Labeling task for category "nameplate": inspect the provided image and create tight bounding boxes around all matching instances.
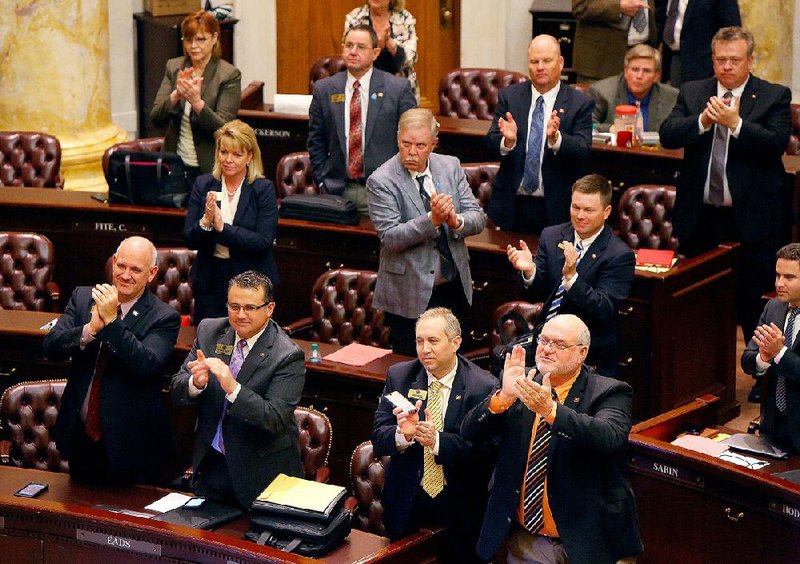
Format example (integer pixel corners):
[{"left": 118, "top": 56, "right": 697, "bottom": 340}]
[
  {"left": 769, "top": 501, "right": 800, "bottom": 524},
  {"left": 252, "top": 127, "right": 292, "bottom": 140},
  {"left": 629, "top": 453, "right": 704, "bottom": 488},
  {"left": 72, "top": 221, "right": 148, "bottom": 235},
  {"left": 76, "top": 529, "right": 161, "bottom": 556}
]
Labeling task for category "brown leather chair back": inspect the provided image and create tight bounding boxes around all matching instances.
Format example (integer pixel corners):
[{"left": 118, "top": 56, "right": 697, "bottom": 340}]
[
  {"left": 787, "top": 103, "right": 800, "bottom": 155},
  {"left": 461, "top": 162, "right": 499, "bottom": 229},
  {"left": 438, "top": 68, "right": 528, "bottom": 120},
  {"left": 617, "top": 185, "right": 679, "bottom": 251},
  {"left": 294, "top": 406, "right": 331, "bottom": 482},
  {"left": 0, "top": 379, "right": 68, "bottom": 472},
  {"left": 240, "top": 80, "right": 265, "bottom": 110},
  {"left": 0, "top": 232, "right": 59, "bottom": 312},
  {"left": 572, "top": 82, "right": 592, "bottom": 95},
  {"left": 491, "top": 301, "right": 543, "bottom": 350},
  {"left": 105, "top": 247, "right": 196, "bottom": 323},
  {"left": 309, "top": 269, "right": 390, "bottom": 348},
  {"left": 101, "top": 137, "right": 165, "bottom": 181},
  {"left": 0, "top": 131, "right": 62, "bottom": 188},
  {"left": 309, "top": 56, "right": 347, "bottom": 93},
  {"left": 275, "top": 151, "right": 318, "bottom": 199},
  {"left": 348, "top": 441, "right": 390, "bottom": 535}
]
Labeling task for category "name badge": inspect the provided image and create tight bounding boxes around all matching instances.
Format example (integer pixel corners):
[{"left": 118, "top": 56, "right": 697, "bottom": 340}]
[
  {"left": 214, "top": 343, "right": 234, "bottom": 355},
  {"left": 331, "top": 93, "right": 345, "bottom": 103},
  {"left": 408, "top": 388, "right": 427, "bottom": 401}
]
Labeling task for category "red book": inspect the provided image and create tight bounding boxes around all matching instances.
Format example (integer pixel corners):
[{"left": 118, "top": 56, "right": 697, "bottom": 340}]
[{"left": 636, "top": 249, "right": 675, "bottom": 268}]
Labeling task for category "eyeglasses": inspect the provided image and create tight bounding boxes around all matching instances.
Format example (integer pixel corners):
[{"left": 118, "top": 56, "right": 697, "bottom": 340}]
[
  {"left": 342, "top": 42, "right": 372, "bottom": 52},
  {"left": 227, "top": 302, "right": 271, "bottom": 313},
  {"left": 182, "top": 35, "right": 211, "bottom": 45},
  {"left": 713, "top": 57, "right": 745, "bottom": 66},
  {"left": 536, "top": 336, "right": 581, "bottom": 351}
]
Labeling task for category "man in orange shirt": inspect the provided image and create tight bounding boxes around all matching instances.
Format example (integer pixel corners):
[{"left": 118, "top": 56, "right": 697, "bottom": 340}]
[{"left": 462, "top": 314, "right": 642, "bottom": 563}]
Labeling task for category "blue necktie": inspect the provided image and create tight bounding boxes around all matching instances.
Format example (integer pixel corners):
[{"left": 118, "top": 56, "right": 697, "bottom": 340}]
[
  {"left": 522, "top": 96, "right": 545, "bottom": 194},
  {"left": 546, "top": 240, "right": 584, "bottom": 321},
  {"left": 211, "top": 339, "right": 247, "bottom": 454},
  {"left": 777, "top": 307, "right": 798, "bottom": 413}
]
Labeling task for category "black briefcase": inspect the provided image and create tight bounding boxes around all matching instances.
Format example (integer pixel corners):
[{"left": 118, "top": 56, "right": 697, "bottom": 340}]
[
  {"left": 107, "top": 150, "right": 190, "bottom": 209},
  {"left": 245, "top": 507, "right": 352, "bottom": 557},
  {"left": 278, "top": 194, "right": 359, "bottom": 225}
]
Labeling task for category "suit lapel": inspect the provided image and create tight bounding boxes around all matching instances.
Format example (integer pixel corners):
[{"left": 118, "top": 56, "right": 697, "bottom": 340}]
[
  {"left": 236, "top": 320, "right": 276, "bottom": 387},
  {"left": 552, "top": 82, "right": 571, "bottom": 121},
  {"left": 400, "top": 158, "right": 427, "bottom": 216},
  {"left": 364, "top": 70, "right": 385, "bottom": 146},
  {"left": 333, "top": 73, "right": 348, "bottom": 157},
  {"left": 443, "top": 360, "right": 466, "bottom": 432},
  {"left": 124, "top": 291, "right": 155, "bottom": 333},
  {"left": 737, "top": 75, "right": 759, "bottom": 121},
  {"left": 201, "top": 57, "right": 219, "bottom": 100},
  {"left": 514, "top": 83, "right": 534, "bottom": 149},
  {"left": 577, "top": 225, "right": 611, "bottom": 277},
  {"left": 232, "top": 179, "right": 252, "bottom": 225},
  {"left": 564, "top": 367, "right": 589, "bottom": 412}
]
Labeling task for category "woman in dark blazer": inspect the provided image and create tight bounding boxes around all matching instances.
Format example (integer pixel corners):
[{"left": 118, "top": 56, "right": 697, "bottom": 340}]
[
  {"left": 150, "top": 10, "right": 241, "bottom": 180},
  {"left": 184, "top": 120, "right": 278, "bottom": 323}
]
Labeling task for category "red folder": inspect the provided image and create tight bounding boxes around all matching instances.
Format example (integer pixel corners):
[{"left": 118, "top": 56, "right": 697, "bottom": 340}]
[{"left": 635, "top": 249, "right": 675, "bottom": 268}]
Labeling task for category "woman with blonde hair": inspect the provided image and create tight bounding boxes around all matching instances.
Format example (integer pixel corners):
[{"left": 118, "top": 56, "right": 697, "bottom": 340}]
[{"left": 183, "top": 120, "right": 278, "bottom": 323}]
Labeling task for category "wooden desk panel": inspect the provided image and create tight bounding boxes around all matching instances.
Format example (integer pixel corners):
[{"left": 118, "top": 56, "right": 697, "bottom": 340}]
[
  {"left": 0, "top": 465, "right": 437, "bottom": 563},
  {"left": 629, "top": 397, "right": 800, "bottom": 563}
]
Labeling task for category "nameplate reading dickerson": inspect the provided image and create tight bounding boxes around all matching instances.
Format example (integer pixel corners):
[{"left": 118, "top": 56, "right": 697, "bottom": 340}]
[{"left": 77, "top": 529, "right": 161, "bottom": 556}]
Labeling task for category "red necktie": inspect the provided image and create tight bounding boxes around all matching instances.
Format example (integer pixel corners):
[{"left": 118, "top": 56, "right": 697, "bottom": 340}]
[
  {"left": 348, "top": 80, "right": 363, "bottom": 179},
  {"left": 84, "top": 306, "right": 122, "bottom": 441}
]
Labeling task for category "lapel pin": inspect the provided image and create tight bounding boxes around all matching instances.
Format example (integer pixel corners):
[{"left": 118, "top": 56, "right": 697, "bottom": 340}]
[
  {"left": 455, "top": 395, "right": 462, "bottom": 400},
  {"left": 573, "top": 397, "right": 580, "bottom": 404},
  {"left": 558, "top": 108, "right": 565, "bottom": 114},
  {"left": 260, "top": 352, "right": 266, "bottom": 358},
  {"left": 370, "top": 92, "right": 377, "bottom": 100},
  {"left": 132, "top": 310, "right": 138, "bottom": 316},
  {"left": 592, "top": 253, "right": 597, "bottom": 259}
]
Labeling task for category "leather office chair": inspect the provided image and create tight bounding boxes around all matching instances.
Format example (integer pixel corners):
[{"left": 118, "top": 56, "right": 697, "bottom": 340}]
[
  {"left": 786, "top": 103, "right": 800, "bottom": 156},
  {"left": 240, "top": 80, "right": 265, "bottom": 110},
  {"left": 284, "top": 269, "right": 390, "bottom": 348},
  {"left": 0, "top": 232, "right": 60, "bottom": 312},
  {"left": 461, "top": 162, "right": 499, "bottom": 229},
  {"left": 0, "top": 379, "right": 68, "bottom": 472},
  {"left": 572, "top": 82, "right": 592, "bottom": 95},
  {"left": 616, "top": 185, "right": 679, "bottom": 251},
  {"left": 309, "top": 55, "right": 347, "bottom": 94},
  {"left": 295, "top": 406, "right": 331, "bottom": 483},
  {"left": 275, "top": 151, "right": 318, "bottom": 200},
  {"left": 105, "top": 247, "right": 196, "bottom": 324},
  {"left": 0, "top": 131, "right": 63, "bottom": 188},
  {"left": 438, "top": 68, "right": 528, "bottom": 120},
  {"left": 463, "top": 300, "right": 543, "bottom": 371},
  {"left": 344, "top": 441, "right": 390, "bottom": 536}
]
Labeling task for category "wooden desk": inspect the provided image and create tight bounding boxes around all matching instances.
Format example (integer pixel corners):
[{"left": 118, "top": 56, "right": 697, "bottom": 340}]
[
  {"left": 0, "top": 188, "right": 739, "bottom": 422},
  {"left": 629, "top": 396, "right": 800, "bottom": 563},
  {"left": 0, "top": 465, "right": 437, "bottom": 563}
]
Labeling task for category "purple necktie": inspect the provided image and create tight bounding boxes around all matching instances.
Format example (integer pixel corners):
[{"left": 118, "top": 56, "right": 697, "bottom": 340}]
[{"left": 211, "top": 339, "right": 246, "bottom": 454}]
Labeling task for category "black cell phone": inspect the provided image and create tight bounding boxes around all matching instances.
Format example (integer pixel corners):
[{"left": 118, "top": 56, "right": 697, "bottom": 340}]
[
  {"left": 184, "top": 497, "right": 206, "bottom": 509},
  {"left": 15, "top": 482, "right": 48, "bottom": 498}
]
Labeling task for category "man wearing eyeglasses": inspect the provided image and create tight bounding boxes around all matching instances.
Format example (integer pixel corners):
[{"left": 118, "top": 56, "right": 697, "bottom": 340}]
[
  {"left": 588, "top": 44, "right": 677, "bottom": 133},
  {"left": 308, "top": 23, "right": 416, "bottom": 214},
  {"left": 172, "top": 270, "right": 306, "bottom": 508},
  {"left": 462, "top": 314, "right": 642, "bottom": 563},
  {"left": 660, "top": 27, "right": 792, "bottom": 400}
]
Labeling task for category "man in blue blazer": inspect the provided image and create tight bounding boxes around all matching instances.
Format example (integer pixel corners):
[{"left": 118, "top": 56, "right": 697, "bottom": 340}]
[
  {"left": 660, "top": 27, "right": 792, "bottom": 374},
  {"left": 372, "top": 308, "right": 497, "bottom": 562},
  {"left": 485, "top": 34, "right": 593, "bottom": 234},
  {"left": 742, "top": 244, "right": 800, "bottom": 453},
  {"left": 308, "top": 24, "right": 416, "bottom": 214},
  {"left": 462, "top": 314, "right": 642, "bottom": 563},
  {"left": 171, "top": 271, "right": 305, "bottom": 508},
  {"left": 507, "top": 175, "right": 635, "bottom": 375},
  {"left": 368, "top": 108, "right": 486, "bottom": 356},
  {"left": 43, "top": 236, "right": 180, "bottom": 486}
]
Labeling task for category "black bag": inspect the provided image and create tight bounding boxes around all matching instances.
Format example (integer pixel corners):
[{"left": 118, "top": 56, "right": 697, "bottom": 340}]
[
  {"left": 107, "top": 150, "right": 190, "bottom": 208},
  {"left": 279, "top": 194, "right": 359, "bottom": 225},
  {"left": 151, "top": 500, "right": 242, "bottom": 530},
  {"left": 245, "top": 507, "right": 352, "bottom": 557},
  {"left": 489, "top": 311, "right": 541, "bottom": 377}
]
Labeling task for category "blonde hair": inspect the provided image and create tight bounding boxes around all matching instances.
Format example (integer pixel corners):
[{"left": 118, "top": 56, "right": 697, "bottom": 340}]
[
  {"left": 212, "top": 120, "right": 264, "bottom": 184},
  {"left": 416, "top": 307, "right": 461, "bottom": 339},
  {"left": 624, "top": 44, "right": 662, "bottom": 72}
]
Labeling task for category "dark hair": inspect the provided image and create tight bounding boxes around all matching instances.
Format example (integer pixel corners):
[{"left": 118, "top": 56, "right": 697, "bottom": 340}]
[
  {"left": 572, "top": 174, "right": 612, "bottom": 207},
  {"left": 181, "top": 10, "right": 222, "bottom": 59},
  {"left": 344, "top": 23, "right": 379, "bottom": 49},
  {"left": 229, "top": 270, "right": 274, "bottom": 302},
  {"left": 712, "top": 26, "right": 755, "bottom": 57},
  {"left": 777, "top": 243, "right": 800, "bottom": 263}
]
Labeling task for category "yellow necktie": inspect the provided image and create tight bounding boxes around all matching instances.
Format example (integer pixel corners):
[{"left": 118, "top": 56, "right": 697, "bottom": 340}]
[{"left": 422, "top": 380, "right": 445, "bottom": 497}]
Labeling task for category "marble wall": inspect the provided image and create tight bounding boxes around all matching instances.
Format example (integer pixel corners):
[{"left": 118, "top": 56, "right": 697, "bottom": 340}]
[{"left": 740, "top": 0, "right": 795, "bottom": 86}]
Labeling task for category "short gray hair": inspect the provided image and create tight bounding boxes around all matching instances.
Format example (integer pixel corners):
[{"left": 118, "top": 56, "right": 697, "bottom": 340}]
[
  {"left": 548, "top": 314, "right": 591, "bottom": 348},
  {"left": 398, "top": 108, "right": 439, "bottom": 138},
  {"left": 416, "top": 307, "right": 461, "bottom": 339}
]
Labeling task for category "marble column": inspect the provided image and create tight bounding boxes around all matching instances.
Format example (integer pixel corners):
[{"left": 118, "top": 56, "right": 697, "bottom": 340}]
[
  {"left": 739, "top": 0, "right": 795, "bottom": 87},
  {"left": 0, "top": 0, "right": 127, "bottom": 191}
]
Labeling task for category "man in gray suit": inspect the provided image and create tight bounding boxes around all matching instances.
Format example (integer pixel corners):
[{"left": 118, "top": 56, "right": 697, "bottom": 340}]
[
  {"left": 308, "top": 23, "right": 417, "bottom": 214},
  {"left": 172, "top": 270, "right": 305, "bottom": 508},
  {"left": 367, "top": 108, "right": 486, "bottom": 356},
  {"left": 589, "top": 44, "right": 678, "bottom": 133}
]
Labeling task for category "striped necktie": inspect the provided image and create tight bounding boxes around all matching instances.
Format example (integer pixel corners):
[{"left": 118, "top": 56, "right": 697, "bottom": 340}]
[
  {"left": 422, "top": 380, "right": 445, "bottom": 497},
  {"left": 522, "top": 388, "right": 559, "bottom": 533},
  {"left": 546, "top": 240, "right": 584, "bottom": 321},
  {"left": 777, "top": 307, "right": 798, "bottom": 413}
]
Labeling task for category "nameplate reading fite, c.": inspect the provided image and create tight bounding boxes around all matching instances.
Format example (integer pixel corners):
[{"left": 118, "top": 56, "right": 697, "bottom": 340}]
[{"left": 77, "top": 529, "right": 161, "bottom": 556}]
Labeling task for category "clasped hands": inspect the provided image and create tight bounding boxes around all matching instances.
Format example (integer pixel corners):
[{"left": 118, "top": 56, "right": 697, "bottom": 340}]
[
  {"left": 507, "top": 239, "right": 578, "bottom": 280},
  {"left": 499, "top": 344, "right": 555, "bottom": 417},
  {"left": 429, "top": 192, "right": 459, "bottom": 229},
  {"left": 497, "top": 110, "right": 561, "bottom": 149},
  {"left": 89, "top": 283, "right": 119, "bottom": 334},
  {"left": 201, "top": 191, "right": 224, "bottom": 231},
  {"left": 393, "top": 400, "right": 438, "bottom": 448},
  {"left": 753, "top": 322, "right": 786, "bottom": 364},
  {"left": 189, "top": 349, "right": 238, "bottom": 395},
  {"left": 173, "top": 67, "right": 204, "bottom": 110},
  {"left": 700, "top": 93, "right": 741, "bottom": 131}
]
